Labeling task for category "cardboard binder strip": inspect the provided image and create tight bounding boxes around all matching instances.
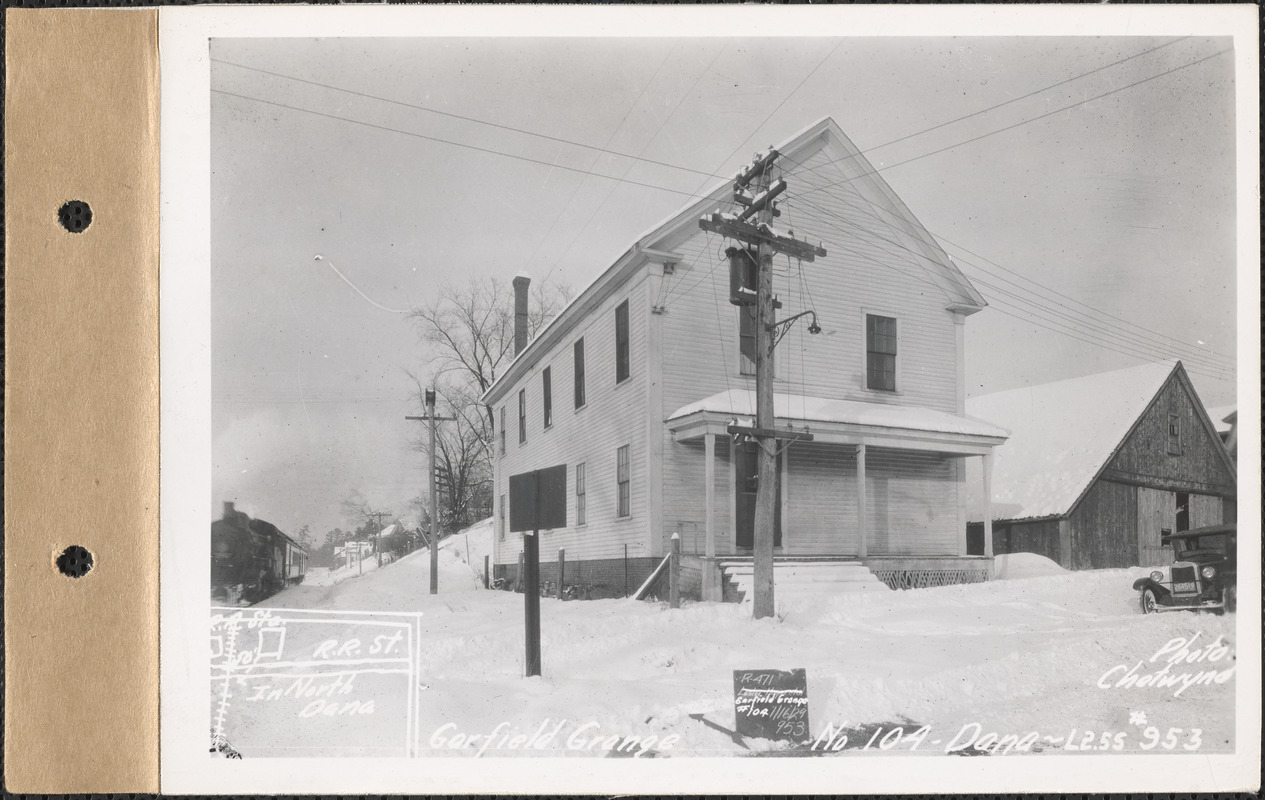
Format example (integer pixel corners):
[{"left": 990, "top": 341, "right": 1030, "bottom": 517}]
[{"left": 4, "top": 9, "right": 161, "bottom": 792}]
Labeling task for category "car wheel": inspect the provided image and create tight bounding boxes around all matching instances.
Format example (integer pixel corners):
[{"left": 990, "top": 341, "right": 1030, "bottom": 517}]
[{"left": 1140, "top": 588, "right": 1159, "bottom": 615}]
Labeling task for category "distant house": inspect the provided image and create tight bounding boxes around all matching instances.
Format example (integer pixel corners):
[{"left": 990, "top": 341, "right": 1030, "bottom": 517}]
[
  {"left": 965, "top": 361, "right": 1236, "bottom": 569},
  {"left": 481, "top": 117, "right": 1008, "bottom": 600}
]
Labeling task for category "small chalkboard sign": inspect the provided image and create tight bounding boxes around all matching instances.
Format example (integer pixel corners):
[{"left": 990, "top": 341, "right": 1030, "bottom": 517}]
[{"left": 733, "top": 668, "right": 810, "bottom": 743}]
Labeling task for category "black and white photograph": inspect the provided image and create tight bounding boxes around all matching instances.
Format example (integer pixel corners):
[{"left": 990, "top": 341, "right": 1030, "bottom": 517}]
[{"left": 160, "top": 6, "right": 1258, "bottom": 794}]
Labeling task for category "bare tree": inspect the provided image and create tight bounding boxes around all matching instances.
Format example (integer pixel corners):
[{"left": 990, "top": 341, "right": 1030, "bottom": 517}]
[{"left": 406, "top": 276, "right": 571, "bottom": 526}]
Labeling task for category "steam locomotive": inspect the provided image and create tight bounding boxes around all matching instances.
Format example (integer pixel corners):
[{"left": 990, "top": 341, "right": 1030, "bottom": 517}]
[{"left": 211, "top": 501, "right": 307, "bottom": 605}]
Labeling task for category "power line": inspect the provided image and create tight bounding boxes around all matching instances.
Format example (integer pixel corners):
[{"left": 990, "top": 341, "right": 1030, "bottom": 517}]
[
  {"left": 781, "top": 192, "right": 1234, "bottom": 381},
  {"left": 802, "top": 47, "right": 1232, "bottom": 197},
  {"left": 536, "top": 43, "right": 701, "bottom": 287},
  {"left": 797, "top": 37, "right": 1189, "bottom": 181},
  {"left": 212, "top": 57, "right": 722, "bottom": 184},
  {"left": 312, "top": 254, "right": 410, "bottom": 314},
  {"left": 781, "top": 151, "right": 1236, "bottom": 370},
  {"left": 212, "top": 88, "right": 708, "bottom": 201}
]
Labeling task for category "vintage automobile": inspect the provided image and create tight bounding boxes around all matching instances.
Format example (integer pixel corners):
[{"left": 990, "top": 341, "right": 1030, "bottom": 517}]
[{"left": 1134, "top": 523, "right": 1236, "bottom": 614}]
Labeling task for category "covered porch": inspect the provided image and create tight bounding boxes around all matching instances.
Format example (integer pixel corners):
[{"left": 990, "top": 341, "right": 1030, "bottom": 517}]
[{"left": 665, "top": 390, "right": 1008, "bottom": 597}]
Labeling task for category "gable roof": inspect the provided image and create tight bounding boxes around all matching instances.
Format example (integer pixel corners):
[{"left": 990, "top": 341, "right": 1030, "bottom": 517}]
[
  {"left": 482, "top": 116, "right": 985, "bottom": 406},
  {"left": 964, "top": 361, "right": 1179, "bottom": 522}
]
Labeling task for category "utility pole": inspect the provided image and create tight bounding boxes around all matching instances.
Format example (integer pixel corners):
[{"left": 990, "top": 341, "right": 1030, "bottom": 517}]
[
  {"left": 700, "top": 147, "right": 825, "bottom": 619},
  {"left": 370, "top": 511, "right": 387, "bottom": 567},
  {"left": 407, "top": 388, "right": 455, "bottom": 594}
]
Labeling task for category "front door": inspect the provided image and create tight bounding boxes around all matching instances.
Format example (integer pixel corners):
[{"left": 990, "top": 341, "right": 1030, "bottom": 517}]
[{"left": 735, "top": 441, "right": 781, "bottom": 549}]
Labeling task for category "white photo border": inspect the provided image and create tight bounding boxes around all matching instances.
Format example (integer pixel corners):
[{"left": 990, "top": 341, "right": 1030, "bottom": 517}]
[{"left": 160, "top": 5, "right": 1260, "bottom": 794}]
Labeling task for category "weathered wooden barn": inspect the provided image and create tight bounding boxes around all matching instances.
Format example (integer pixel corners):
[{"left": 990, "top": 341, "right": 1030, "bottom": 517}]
[{"left": 965, "top": 361, "right": 1236, "bottom": 569}]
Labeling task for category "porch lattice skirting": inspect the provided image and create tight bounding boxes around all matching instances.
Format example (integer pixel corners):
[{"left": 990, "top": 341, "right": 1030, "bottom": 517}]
[{"left": 871, "top": 566, "right": 991, "bottom": 591}]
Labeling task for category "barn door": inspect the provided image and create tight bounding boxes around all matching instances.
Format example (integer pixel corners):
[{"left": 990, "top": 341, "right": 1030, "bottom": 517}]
[{"left": 1136, "top": 487, "right": 1174, "bottom": 567}]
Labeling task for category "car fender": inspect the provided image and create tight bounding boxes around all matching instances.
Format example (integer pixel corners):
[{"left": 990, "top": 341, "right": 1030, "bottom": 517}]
[{"left": 1133, "top": 577, "right": 1170, "bottom": 597}]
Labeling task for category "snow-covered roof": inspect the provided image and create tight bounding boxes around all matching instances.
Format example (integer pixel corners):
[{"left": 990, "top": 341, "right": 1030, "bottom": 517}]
[
  {"left": 965, "top": 361, "right": 1178, "bottom": 522},
  {"left": 669, "top": 389, "right": 1009, "bottom": 439}
]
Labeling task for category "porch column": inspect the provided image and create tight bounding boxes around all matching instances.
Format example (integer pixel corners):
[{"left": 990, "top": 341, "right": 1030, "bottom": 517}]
[
  {"left": 856, "top": 444, "right": 868, "bottom": 560},
  {"left": 704, "top": 432, "right": 716, "bottom": 559},
  {"left": 982, "top": 452, "right": 994, "bottom": 558}
]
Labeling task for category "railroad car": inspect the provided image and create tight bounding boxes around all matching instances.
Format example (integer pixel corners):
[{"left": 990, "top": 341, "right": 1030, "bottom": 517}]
[{"left": 211, "top": 501, "right": 307, "bottom": 604}]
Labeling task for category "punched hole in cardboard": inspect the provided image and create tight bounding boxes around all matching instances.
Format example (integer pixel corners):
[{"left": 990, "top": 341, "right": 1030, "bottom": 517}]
[
  {"left": 58, "top": 200, "right": 92, "bottom": 233},
  {"left": 56, "top": 545, "right": 94, "bottom": 578}
]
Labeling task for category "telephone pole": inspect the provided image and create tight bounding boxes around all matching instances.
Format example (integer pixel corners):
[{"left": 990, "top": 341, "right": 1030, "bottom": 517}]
[
  {"left": 370, "top": 511, "right": 387, "bottom": 567},
  {"left": 406, "top": 387, "right": 455, "bottom": 594},
  {"left": 700, "top": 148, "right": 825, "bottom": 619}
]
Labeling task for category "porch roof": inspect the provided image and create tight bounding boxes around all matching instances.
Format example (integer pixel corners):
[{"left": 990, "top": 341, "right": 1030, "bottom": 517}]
[{"left": 666, "top": 389, "right": 1008, "bottom": 455}]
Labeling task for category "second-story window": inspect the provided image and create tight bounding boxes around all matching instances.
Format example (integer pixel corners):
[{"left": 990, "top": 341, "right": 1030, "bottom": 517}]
[
  {"left": 615, "top": 300, "right": 630, "bottom": 383},
  {"left": 574, "top": 338, "right": 586, "bottom": 409},
  {"left": 499, "top": 406, "right": 506, "bottom": 455},
  {"left": 542, "top": 367, "right": 553, "bottom": 428},
  {"left": 518, "top": 389, "right": 527, "bottom": 444},
  {"left": 866, "top": 314, "right": 898, "bottom": 392}
]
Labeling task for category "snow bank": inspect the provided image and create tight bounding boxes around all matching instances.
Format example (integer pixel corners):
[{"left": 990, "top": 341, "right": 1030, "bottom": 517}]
[
  {"left": 992, "top": 552, "right": 1068, "bottom": 580},
  {"left": 235, "top": 558, "right": 1237, "bottom": 760},
  {"left": 440, "top": 517, "right": 494, "bottom": 584}
]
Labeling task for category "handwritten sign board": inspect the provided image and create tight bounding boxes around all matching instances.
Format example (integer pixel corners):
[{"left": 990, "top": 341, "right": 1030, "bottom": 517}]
[
  {"left": 210, "top": 608, "right": 424, "bottom": 757},
  {"left": 509, "top": 464, "right": 567, "bottom": 532},
  {"left": 733, "top": 668, "right": 810, "bottom": 743}
]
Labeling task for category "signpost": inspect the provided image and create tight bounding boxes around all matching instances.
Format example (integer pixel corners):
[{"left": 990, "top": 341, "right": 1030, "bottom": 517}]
[
  {"left": 509, "top": 464, "right": 567, "bottom": 677},
  {"left": 733, "top": 668, "right": 810, "bottom": 744}
]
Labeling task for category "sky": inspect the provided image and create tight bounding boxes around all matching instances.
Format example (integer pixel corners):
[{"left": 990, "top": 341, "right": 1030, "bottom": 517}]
[{"left": 209, "top": 33, "right": 1241, "bottom": 538}]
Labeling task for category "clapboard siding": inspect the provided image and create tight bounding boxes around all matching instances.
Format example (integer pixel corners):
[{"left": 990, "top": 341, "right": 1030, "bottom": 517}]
[
  {"left": 865, "top": 448, "right": 959, "bottom": 555},
  {"left": 492, "top": 275, "right": 650, "bottom": 565},
  {"left": 658, "top": 147, "right": 967, "bottom": 557},
  {"left": 785, "top": 443, "right": 857, "bottom": 555},
  {"left": 661, "top": 438, "right": 733, "bottom": 556},
  {"left": 659, "top": 145, "right": 961, "bottom": 423}
]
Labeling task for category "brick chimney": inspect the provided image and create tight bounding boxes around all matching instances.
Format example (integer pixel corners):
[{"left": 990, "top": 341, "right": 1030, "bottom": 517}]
[
  {"left": 512, "top": 273, "right": 531, "bottom": 356},
  {"left": 223, "top": 501, "right": 235, "bottom": 519}
]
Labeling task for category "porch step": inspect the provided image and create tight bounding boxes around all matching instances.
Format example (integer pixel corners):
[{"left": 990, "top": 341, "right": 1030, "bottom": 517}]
[{"left": 718, "top": 559, "right": 891, "bottom": 605}]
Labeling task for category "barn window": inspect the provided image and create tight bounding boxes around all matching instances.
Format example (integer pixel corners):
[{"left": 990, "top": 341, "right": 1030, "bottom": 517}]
[
  {"left": 616, "top": 444, "right": 630, "bottom": 518},
  {"left": 615, "top": 300, "right": 630, "bottom": 383},
  {"left": 1167, "top": 414, "right": 1182, "bottom": 455},
  {"left": 866, "top": 314, "right": 897, "bottom": 391},
  {"left": 575, "top": 462, "right": 587, "bottom": 525},
  {"left": 574, "top": 338, "right": 586, "bottom": 409},
  {"left": 542, "top": 367, "right": 553, "bottom": 429}
]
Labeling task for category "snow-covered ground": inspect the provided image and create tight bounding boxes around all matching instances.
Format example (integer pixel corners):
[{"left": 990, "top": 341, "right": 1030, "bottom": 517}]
[{"left": 222, "top": 528, "right": 1237, "bottom": 759}]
